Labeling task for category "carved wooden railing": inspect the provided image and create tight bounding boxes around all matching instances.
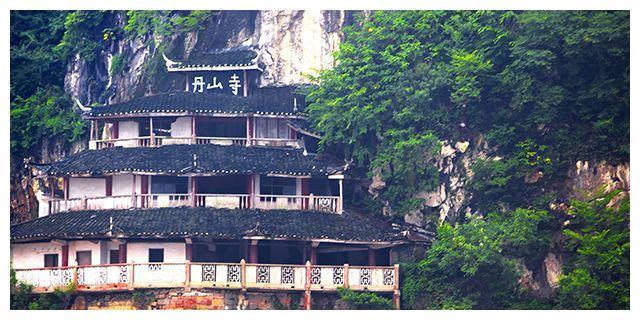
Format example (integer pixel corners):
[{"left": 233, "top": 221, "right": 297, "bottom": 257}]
[
  {"left": 49, "top": 194, "right": 341, "bottom": 213},
  {"left": 13, "top": 261, "right": 398, "bottom": 294},
  {"left": 88, "top": 136, "right": 304, "bottom": 150}
]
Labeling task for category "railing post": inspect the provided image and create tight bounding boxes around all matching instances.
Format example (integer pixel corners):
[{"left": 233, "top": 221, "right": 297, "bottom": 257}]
[
  {"left": 82, "top": 196, "right": 87, "bottom": 210},
  {"left": 393, "top": 264, "right": 400, "bottom": 310},
  {"left": 72, "top": 266, "right": 79, "bottom": 288},
  {"left": 309, "top": 193, "right": 315, "bottom": 210},
  {"left": 129, "top": 263, "right": 135, "bottom": 290},
  {"left": 240, "top": 259, "right": 246, "bottom": 290},
  {"left": 185, "top": 261, "right": 191, "bottom": 290},
  {"left": 304, "top": 260, "right": 311, "bottom": 310},
  {"left": 343, "top": 263, "right": 349, "bottom": 289}
]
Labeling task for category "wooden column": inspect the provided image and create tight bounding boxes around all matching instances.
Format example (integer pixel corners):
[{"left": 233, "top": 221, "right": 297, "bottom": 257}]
[
  {"left": 343, "top": 263, "right": 349, "bottom": 288},
  {"left": 105, "top": 176, "right": 113, "bottom": 197},
  {"left": 63, "top": 177, "right": 69, "bottom": 200},
  {"left": 310, "top": 242, "right": 318, "bottom": 265},
  {"left": 338, "top": 178, "right": 344, "bottom": 213},
  {"left": 246, "top": 116, "right": 253, "bottom": 146},
  {"left": 185, "top": 239, "right": 193, "bottom": 289},
  {"left": 61, "top": 245, "right": 69, "bottom": 267},
  {"left": 131, "top": 174, "right": 137, "bottom": 208},
  {"left": 150, "top": 117, "right": 155, "bottom": 146},
  {"left": 304, "top": 261, "right": 311, "bottom": 310},
  {"left": 368, "top": 248, "right": 376, "bottom": 266},
  {"left": 246, "top": 174, "right": 254, "bottom": 209},
  {"left": 191, "top": 116, "right": 196, "bottom": 145},
  {"left": 118, "top": 243, "right": 127, "bottom": 263},
  {"left": 248, "top": 240, "right": 259, "bottom": 264},
  {"left": 190, "top": 176, "right": 196, "bottom": 207},
  {"left": 393, "top": 264, "right": 400, "bottom": 309},
  {"left": 242, "top": 70, "right": 248, "bottom": 97}
]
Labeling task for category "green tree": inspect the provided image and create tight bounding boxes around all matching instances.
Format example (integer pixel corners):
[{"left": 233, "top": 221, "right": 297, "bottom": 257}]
[
  {"left": 401, "top": 208, "right": 552, "bottom": 309},
  {"left": 305, "top": 11, "right": 629, "bottom": 216},
  {"left": 556, "top": 191, "right": 630, "bottom": 309}
]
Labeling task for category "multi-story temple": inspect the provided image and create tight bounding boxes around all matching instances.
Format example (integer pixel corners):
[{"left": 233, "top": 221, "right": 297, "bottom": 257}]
[{"left": 10, "top": 48, "right": 429, "bottom": 309}]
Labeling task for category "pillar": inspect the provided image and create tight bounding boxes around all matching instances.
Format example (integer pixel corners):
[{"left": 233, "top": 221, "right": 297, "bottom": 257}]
[
  {"left": 118, "top": 243, "right": 127, "bottom": 263},
  {"left": 61, "top": 245, "right": 69, "bottom": 267},
  {"left": 249, "top": 240, "right": 258, "bottom": 263},
  {"left": 338, "top": 178, "right": 344, "bottom": 213},
  {"left": 310, "top": 242, "right": 318, "bottom": 265},
  {"left": 368, "top": 248, "right": 376, "bottom": 266},
  {"left": 185, "top": 240, "right": 193, "bottom": 262}
]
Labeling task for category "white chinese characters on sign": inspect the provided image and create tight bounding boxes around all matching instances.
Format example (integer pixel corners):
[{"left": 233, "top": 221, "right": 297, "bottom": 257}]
[
  {"left": 190, "top": 73, "right": 242, "bottom": 95},
  {"left": 207, "top": 77, "right": 223, "bottom": 90},
  {"left": 229, "top": 74, "right": 241, "bottom": 96}
]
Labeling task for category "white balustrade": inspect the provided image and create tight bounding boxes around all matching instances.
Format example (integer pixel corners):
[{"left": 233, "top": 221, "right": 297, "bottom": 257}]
[
  {"left": 133, "top": 263, "right": 186, "bottom": 288},
  {"left": 13, "top": 263, "right": 396, "bottom": 293}
]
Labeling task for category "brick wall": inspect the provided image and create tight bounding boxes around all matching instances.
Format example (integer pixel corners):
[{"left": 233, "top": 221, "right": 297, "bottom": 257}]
[{"left": 70, "top": 288, "right": 337, "bottom": 310}]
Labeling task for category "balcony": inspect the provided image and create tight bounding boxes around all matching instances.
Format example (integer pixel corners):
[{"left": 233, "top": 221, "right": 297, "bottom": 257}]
[
  {"left": 13, "top": 261, "right": 398, "bottom": 294},
  {"left": 48, "top": 194, "right": 342, "bottom": 214},
  {"left": 90, "top": 136, "right": 303, "bottom": 150}
]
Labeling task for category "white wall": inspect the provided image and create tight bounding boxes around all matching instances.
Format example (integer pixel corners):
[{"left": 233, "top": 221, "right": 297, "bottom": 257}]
[
  {"left": 118, "top": 120, "right": 139, "bottom": 139},
  {"left": 111, "top": 174, "right": 142, "bottom": 196},
  {"left": 10, "top": 240, "right": 186, "bottom": 269},
  {"left": 11, "top": 242, "right": 62, "bottom": 269},
  {"left": 127, "top": 242, "right": 185, "bottom": 263},
  {"left": 68, "top": 240, "right": 102, "bottom": 266},
  {"left": 100, "top": 241, "right": 120, "bottom": 264},
  {"left": 171, "top": 117, "right": 192, "bottom": 137},
  {"left": 69, "top": 177, "right": 106, "bottom": 198}
]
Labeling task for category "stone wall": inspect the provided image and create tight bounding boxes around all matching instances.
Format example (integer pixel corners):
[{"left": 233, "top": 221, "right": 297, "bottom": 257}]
[{"left": 69, "top": 288, "right": 339, "bottom": 310}]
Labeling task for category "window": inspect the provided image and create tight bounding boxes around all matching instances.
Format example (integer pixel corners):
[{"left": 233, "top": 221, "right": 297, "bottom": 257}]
[
  {"left": 76, "top": 251, "right": 92, "bottom": 266},
  {"left": 256, "top": 118, "right": 289, "bottom": 139},
  {"left": 150, "top": 176, "right": 188, "bottom": 194},
  {"left": 260, "top": 176, "right": 296, "bottom": 196},
  {"left": 109, "top": 250, "right": 120, "bottom": 264},
  {"left": 44, "top": 254, "right": 58, "bottom": 268},
  {"left": 148, "top": 248, "right": 164, "bottom": 263}
]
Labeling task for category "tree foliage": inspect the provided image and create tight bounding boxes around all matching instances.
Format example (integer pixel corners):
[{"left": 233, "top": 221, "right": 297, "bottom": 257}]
[
  {"left": 401, "top": 208, "right": 552, "bottom": 309},
  {"left": 10, "top": 266, "right": 77, "bottom": 310},
  {"left": 556, "top": 191, "right": 630, "bottom": 309},
  {"left": 305, "top": 11, "right": 629, "bottom": 215},
  {"left": 337, "top": 287, "right": 394, "bottom": 310}
]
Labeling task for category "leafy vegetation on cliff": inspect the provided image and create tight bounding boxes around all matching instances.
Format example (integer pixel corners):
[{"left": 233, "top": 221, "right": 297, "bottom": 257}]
[
  {"left": 10, "top": 10, "right": 216, "bottom": 161},
  {"left": 305, "top": 11, "right": 629, "bottom": 309},
  {"left": 305, "top": 10, "right": 629, "bottom": 215}
]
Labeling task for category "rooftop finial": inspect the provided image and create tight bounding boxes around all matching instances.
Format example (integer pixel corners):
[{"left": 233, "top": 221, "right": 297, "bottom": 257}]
[
  {"left": 74, "top": 98, "right": 91, "bottom": 112},
  {"left": 293, "top": 97, "right": 298, "bottom": 112},
  {"left": 193, "top": 153, "right": 197, "bottom": 167}
]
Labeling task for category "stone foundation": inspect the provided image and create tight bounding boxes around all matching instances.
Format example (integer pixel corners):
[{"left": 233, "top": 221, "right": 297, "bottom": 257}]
[{"left": 69, "top": 288, "right": 341, "bottom": 310}]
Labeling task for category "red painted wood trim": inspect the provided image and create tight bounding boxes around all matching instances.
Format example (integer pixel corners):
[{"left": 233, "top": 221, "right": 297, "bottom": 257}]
[
  {"left": 310, "top": 246, "right": 317, "bottom": 265},
  {"left": 249, "top": 242, "right": 258, "bottom": 264},
  {"left": 118, "top": 244, "right": 127, "bottom": 263},
  {"left": 63, "top": 177, "right": 69, "bottom": 200},
  {"left": 111, "top": 122, "right": 119, "bottom": 139},
  {"left": 140, "top": 176, "right": 149, "bottom": 208},
  {"left": 61, "top": 245, "right": 69, "bottom": 267},
  {"left": 185, "top": 243, "right": 193, "bottom": 261},
  {"left": 368, "top": 249, "right": 377, "bottom": 266},
  {"left": 105, "top": 176, "right": 113, "bottom": 197},
  {"left": 246, "top": 174, "right": 253, "bottom": 208}
]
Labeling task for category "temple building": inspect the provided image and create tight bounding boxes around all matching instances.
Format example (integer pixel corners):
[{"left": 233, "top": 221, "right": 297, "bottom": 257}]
[{"left": 10, "top": 47, "right": 430, "bottom": 309}]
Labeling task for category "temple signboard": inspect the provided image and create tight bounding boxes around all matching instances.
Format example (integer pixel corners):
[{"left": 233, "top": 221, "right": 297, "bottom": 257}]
[{"left": 187, "top": 71, "right": 246, "bottom": 96}]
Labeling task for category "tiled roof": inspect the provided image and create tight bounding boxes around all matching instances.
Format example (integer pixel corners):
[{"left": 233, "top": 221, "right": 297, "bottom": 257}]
[
  {"left": 10, "top": 208, "right": 409, "bottom": 244},
  {"left": 86, "top": 89, "right": 305, "bottom": 117},
  {"left": 37, "top": 144, "right": 345, "bottom": 177},
  {"left": 165, "top": 48, "right": 259, "bottom": 71},
  {"left": 287, "top": 119, "right": 321, "bottom": 139}
]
